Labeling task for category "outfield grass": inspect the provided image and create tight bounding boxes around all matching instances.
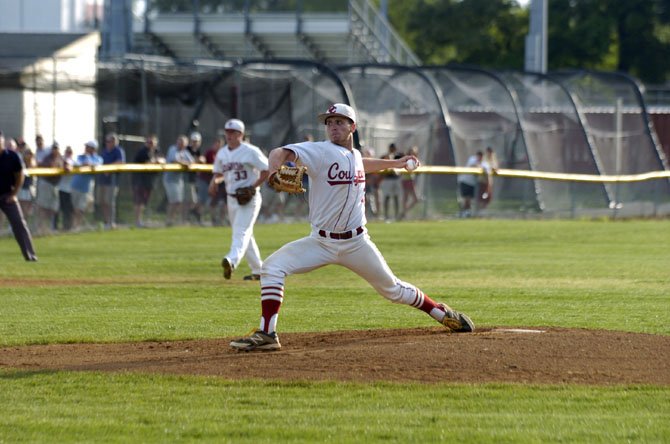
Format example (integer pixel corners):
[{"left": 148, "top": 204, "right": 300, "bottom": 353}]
[{"left": 1, "top": 220, "right": 669, "bottom": 443}]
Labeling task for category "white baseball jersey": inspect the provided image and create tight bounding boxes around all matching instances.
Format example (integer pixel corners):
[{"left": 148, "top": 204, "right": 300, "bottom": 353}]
[
  {"left": 285, "top": 140, "right": 366, "bottom": 233},
  {"left": 213, "top": 142, "right": 269, "bottom": 194}
]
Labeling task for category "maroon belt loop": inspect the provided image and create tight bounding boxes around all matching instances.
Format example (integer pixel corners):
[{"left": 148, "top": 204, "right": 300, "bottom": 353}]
[{"left": 318, "top": 226, "right": 364, "bottom": 240}]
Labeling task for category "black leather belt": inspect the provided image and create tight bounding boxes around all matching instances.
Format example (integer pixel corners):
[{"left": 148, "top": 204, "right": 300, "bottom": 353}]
[{"left": 318, "top": 226, "right": 364, "bottom": 240}]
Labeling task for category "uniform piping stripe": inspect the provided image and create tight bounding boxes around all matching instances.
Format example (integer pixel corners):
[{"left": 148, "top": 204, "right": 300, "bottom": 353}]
[
  {"left": 261, "top": 285, "right": 284, "bottom": 293},
  {"left": 410, "top": 289, "right": 424, "bottom": 308},
  {"left": 261, "top": 295, "right": 284, "bottom": 303},
  {"left": 262, "top": 285, "right": 284, "bottom": 295},
  {"left": 416, "top": 290, "right": 425, "bottom": 307}
]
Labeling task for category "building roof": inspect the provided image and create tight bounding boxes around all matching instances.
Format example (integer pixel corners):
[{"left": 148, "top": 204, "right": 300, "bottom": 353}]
[{"left": 0, "top": 33, "right": 87, "bottom": 69}]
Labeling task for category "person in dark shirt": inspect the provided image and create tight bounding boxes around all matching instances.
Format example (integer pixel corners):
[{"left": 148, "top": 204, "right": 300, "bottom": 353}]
[
  {"left": 380, "top": 143, "right": 403, "bottom": 221},
  {"left": 132, "top": 134, "right": 163, "bottom": 227},
  {"left": 186, "top": 131, "right": 204, "bottom": 224},
  {"left": 98, "top": 133, "right": 126, "bottom": 229},
  {"left": 0, "top": 131, "right": 37, "bottom": 261}
]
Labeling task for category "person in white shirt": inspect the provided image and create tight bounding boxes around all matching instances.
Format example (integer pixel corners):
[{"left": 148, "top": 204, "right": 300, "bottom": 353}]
[
  {"left": 163, "top": 135, "right": 194, "bottom": 226},
  {"left": 457, "top": 151, "right": 483, "bottom": 218}
]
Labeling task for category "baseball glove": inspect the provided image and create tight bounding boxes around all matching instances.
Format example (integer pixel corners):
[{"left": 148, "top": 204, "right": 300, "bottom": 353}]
[
  {"left": 268, "top": 165, "right": 306, "bottom": 194},
  {"left": 233, "top": 186, "right": 256, "bottom": 205}
]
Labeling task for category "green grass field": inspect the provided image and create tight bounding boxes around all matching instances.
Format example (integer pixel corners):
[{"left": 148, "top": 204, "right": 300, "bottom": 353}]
[{"left": 1, "top": 220, "right": 669, "bottom": 443}]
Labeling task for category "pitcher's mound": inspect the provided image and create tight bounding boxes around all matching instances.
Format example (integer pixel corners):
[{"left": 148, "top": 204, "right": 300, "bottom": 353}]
[{"left": 2, "top": 327, "right": 669, "bottom": 385}]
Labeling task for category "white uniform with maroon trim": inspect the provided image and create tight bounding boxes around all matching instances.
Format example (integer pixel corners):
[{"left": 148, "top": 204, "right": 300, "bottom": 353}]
[
  {"left": 260, "top": 140, "right": 425, "bottom": 333},
  {"left": 213, "top": 141, "right": 268, "bottom": 274}
]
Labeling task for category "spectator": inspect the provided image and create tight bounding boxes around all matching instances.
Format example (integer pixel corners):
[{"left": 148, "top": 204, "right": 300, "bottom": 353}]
[
  {"left": 98, "top": 133, "right": 126, "bottom": 229},
  {"left": 17, "top": 147, "right": 36, "bottom": 228},
  {"left": 56, "top": 146, "right": 75, "bottom": 231},
  {"left": 457, "top": 151, "right": 483, "bottom": 218},
  {"left": 478, "top": 146, "right": 499, "bottom": 210},
  {"left": 260, "top": 178, "right": 286, "bottom": 223},
  {"left": 0, "top": 131, "right": 38, "bottom": 261},
  {"left": 34, "top": 134, "right": 50, "bottom": 164},
  {"left": 290, "top": 132, "right": 313, "bottom": 218},
  {"left": 71, "top": 140, "right": 103, "bottom": 231},
  {"left": 199, "top": 136, "right": 226, "bottom": 226},
  {"left": 186, "top": 131, "right": 204, "bottom": 224},
  {"left": 363, "top": 147, "right": 381, "bottom": 219},
  {"left": 163, "top": 135, "right": 194, "bottom": 226},
  {"left": 15, "top": 136, "right": 27, "bottom": 154},
  {"left": 5, "top": 137, "right": 18, "bottom": 152},
  {"left": 35, "top": 142, "right": 64, "bottom": 234},
  {"left": 132, "top": 134, "right": 163, "bottom": 228},
  {"left": 380, "top": 142, "right": 403, "bottom": 221},
  {"left": 400, "top": 145, "right": 420, "bottom": 219}
]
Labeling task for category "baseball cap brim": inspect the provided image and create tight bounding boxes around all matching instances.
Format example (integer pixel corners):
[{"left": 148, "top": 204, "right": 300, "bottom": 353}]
[{"left": 318, "top": 112, "right": 356, "bottom": 124}]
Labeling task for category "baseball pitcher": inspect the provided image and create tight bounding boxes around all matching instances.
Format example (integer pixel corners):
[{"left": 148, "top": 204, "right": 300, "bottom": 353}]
[{"left": 230, "top": 104, "right": 474, "bottom": 351}]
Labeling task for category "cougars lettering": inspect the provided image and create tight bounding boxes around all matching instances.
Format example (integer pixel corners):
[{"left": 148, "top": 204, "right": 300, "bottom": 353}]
[
  {"left": 220, "top": 162, "right": 245, "bottom": 173},
  {"left": 327, "top": 162, "right": 365, "bottom": 186}
]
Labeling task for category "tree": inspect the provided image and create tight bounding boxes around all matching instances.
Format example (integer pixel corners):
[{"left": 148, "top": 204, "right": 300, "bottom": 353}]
[
  {"left": 547, "top": 0, "right": 616, "bottom": 71},
  {"left": 611, "top": 0, "right": 670, "bottom": 83},
  {"left": 388, "top": 0, "right": 528, "bottom": 68},
  {"left": 546, "top": 0, "right": 670, "bottom": 83}
]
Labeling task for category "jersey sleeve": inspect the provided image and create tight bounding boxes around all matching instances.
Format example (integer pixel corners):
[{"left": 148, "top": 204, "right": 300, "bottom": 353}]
[
  {"left": 285, "top": 141, "right": 323, "bottom": 173},
  {"left": 212, "top": 150, "right": 224, "bottom": 174},
  {"left": 248, "top": 145, "right": 269, "bottom": 170}
]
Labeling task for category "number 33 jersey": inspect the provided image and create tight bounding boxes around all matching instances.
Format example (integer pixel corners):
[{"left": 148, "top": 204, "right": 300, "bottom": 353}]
[{"left": 212, "top": 142, "right": 269, "bottom": 195}]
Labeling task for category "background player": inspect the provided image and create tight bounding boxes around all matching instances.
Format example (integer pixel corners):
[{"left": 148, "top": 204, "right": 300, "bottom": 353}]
[
  {"left": 230, "top": 103, "right": 474, "bottom": 351},
  {"left": 209, "top": 119, "right": 269, "bottom": 281}
]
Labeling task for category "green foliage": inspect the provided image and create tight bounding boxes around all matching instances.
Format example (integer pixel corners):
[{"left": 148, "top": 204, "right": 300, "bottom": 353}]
[
  {"left": 546, "top": 0, "right": 670, "bottom": 81},
  {"left": 548, "top": 0, "right": 616, "bottom": 71},
  {"left": 385, "top": 0, "right": 670, "bottom": 82},
  {"left": 399, "top": 0, "right": 528, "bottom": 68}
]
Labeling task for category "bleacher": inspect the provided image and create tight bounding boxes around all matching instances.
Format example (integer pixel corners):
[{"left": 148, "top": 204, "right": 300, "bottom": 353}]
[{"left": 131, "top": 0, "right": 419, "bottom": 66}]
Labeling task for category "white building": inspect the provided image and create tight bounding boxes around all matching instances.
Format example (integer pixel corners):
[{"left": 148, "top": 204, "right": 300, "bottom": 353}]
[
  {"left": 0, "top": 0, "right": 101, "bottom": 151},
  {"left": 0, "top": 0, "right": 101, "bottom": 33}
]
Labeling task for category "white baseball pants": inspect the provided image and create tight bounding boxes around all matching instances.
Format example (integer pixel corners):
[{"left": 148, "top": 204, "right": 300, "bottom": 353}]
[
  {"left": 225, "top": 193, "right": 263, "bottom": 274},
  {"left": 261, "top": 230, "right": 420, "bottom": 305}
]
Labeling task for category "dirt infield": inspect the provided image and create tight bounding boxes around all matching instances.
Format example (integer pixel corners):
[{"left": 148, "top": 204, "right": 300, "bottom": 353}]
[{"left": 2, "top": 327, "right": 669, "bottom": 385}]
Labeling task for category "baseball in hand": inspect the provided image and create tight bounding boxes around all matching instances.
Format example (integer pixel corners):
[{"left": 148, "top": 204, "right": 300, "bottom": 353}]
[{"left": 406, "top": 158, "right": 418, "bottom": 171}]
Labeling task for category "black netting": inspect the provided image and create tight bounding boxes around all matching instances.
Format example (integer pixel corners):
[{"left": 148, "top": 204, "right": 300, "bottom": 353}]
[
  {"left": 498, "top": 71, "right": 609, "bottom": 212},
  {"left": 423, "top": 66, "right": 538, "bottom": 213},
  {"left": 3, "top": 54, "right": 669, "bottom": 226},
  {"left": 337, "top": 65, "right": 451, "bottom": 219},
  {"left": 550, "top": 70, "right": 670, "bottom": 205}
]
